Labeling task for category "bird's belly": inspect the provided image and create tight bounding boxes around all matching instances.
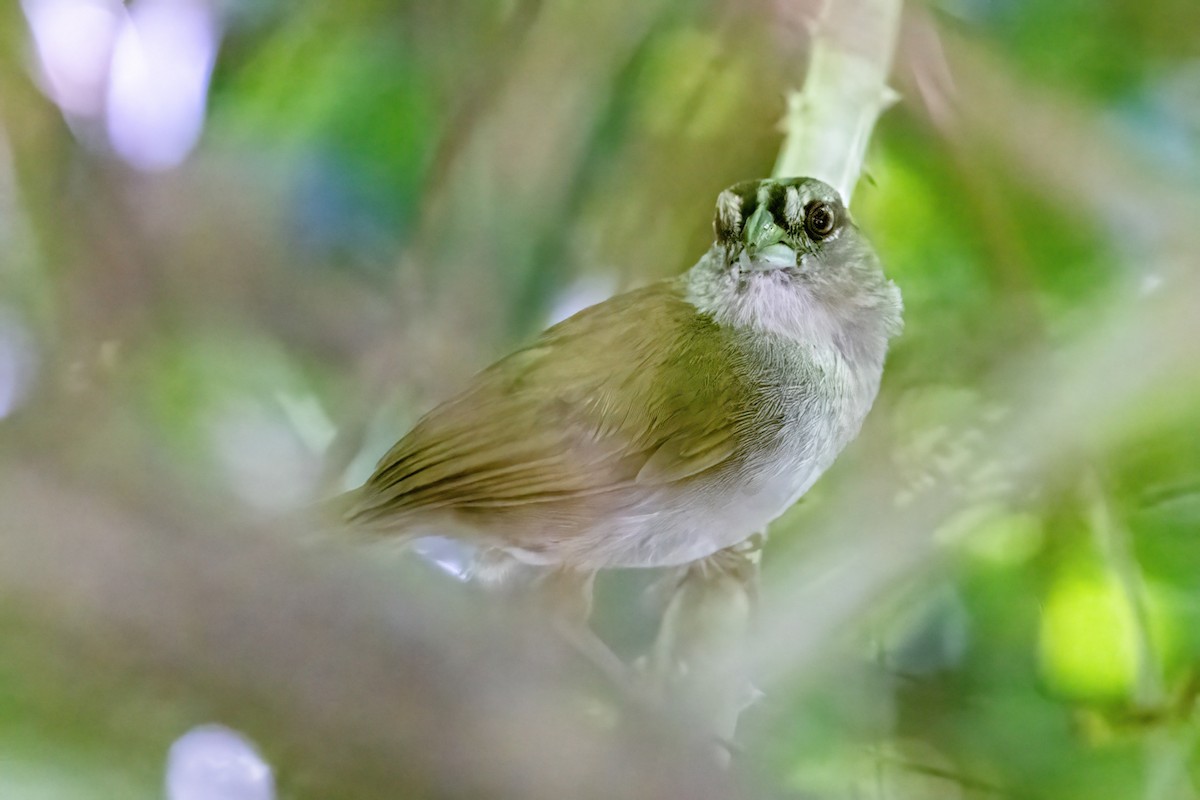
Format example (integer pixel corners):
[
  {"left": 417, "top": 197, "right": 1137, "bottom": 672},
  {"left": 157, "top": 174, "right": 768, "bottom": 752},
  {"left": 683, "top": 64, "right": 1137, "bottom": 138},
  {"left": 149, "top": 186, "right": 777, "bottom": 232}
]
[{"left": 563, "top": 456, "right": 825, "bottom": 569}]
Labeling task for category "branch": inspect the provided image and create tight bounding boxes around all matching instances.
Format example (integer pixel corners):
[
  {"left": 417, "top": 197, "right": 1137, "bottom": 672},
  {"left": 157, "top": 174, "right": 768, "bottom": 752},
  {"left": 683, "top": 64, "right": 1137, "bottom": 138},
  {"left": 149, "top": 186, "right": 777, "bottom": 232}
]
[
  {"left": 649, "top": 0, "right": 903, "bottom": 753},
  {"left": 0, "top": 465, "right": 734, "bottom": 800},
  {"left": 772, "top": 0, "right": 903, "bottom": 200}
]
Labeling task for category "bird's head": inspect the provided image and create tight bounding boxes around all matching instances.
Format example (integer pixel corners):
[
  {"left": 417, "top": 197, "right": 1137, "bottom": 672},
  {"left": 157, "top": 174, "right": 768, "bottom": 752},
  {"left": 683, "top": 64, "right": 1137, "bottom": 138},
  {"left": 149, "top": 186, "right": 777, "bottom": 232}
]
[
  {"left": 694, "top": 176, "right": 902, "bottom": 348},
  {"left": 713, "top": 177, "right": 855, "bottom": 273}
]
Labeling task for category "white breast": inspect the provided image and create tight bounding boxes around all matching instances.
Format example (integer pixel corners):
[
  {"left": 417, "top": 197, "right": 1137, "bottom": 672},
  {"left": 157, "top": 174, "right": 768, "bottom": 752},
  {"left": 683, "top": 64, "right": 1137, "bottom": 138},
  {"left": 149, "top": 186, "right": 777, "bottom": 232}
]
[{"left": 569, "top": 346, "right": 873, "bottom": 569}]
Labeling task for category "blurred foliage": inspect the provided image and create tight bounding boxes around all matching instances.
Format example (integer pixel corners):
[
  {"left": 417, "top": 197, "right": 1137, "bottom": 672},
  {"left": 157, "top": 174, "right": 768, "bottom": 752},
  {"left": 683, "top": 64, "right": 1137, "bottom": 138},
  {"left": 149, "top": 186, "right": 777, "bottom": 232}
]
[{"left": 2, "top": 0, "right": 1200, "bottom": 797}]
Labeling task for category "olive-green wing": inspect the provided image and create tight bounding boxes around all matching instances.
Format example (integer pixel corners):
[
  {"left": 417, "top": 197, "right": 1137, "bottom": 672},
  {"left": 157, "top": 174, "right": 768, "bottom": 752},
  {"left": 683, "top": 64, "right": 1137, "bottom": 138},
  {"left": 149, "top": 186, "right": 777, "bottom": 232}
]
[{"left": 345, "top": 282, "right": 763, "bottom": 526}]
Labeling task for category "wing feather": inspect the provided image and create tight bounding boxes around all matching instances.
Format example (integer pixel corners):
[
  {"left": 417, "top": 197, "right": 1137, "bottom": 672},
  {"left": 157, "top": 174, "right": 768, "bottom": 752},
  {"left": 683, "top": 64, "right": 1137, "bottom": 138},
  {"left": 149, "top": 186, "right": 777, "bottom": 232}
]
[{"left": 346, "top": 281, "right": 769, "bottom": 530}]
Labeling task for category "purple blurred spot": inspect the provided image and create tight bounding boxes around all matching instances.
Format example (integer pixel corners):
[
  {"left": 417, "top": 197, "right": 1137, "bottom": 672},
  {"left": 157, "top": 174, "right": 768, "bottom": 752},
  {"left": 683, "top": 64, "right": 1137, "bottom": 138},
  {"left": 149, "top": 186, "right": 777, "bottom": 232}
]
[
  {"left": 106, "top": 0, "right": 220, "bottom": 171},
  {"left": 22, "top": 0, "right": 123, "bottom": 116},
  {"left": 166, "top": 725, "right": 275, "bottom": 800}
]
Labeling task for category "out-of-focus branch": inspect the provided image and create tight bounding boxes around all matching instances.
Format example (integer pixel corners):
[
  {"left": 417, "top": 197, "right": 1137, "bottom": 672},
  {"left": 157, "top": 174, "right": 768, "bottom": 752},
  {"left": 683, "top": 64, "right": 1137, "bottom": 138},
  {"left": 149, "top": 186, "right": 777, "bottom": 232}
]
[
  {"left": 1085, "top": 473, "right": 1199, "bottom": 800},
  {"left": 0, "top": 464, "right": 734, "bottom": 800},
  {"left": 900, "top": 13, "right": 1200, "bottom": 254},
  {"left": 1084, "top": 472, "right": 1164, "bottom": 712},
  {"left": 649, "top": 0, "right": 903, "bottom": 754}
]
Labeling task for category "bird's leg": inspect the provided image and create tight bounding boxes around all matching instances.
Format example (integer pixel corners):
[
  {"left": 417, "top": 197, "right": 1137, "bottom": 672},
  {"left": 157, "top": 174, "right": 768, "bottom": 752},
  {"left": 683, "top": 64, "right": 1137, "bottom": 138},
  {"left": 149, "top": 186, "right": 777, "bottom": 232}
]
[
  {"left": 532, "top": 566, "right": 631, "bottom": 689},
  {"left": 469, "top": 552, "right": 629, "bottom": 689},
  {"left": 533, "top": 563, "right": 596, "bottom": 625},
  {"left": 646, "top": 532, "right": 766, "bottom": 762}
]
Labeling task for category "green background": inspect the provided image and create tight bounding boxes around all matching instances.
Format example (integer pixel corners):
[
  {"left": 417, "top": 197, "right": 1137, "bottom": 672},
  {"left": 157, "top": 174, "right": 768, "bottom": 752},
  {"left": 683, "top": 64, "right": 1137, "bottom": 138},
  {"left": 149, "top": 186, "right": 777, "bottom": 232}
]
[{"left": 1, "top": 0, "right": 1199, "bottom": 797}]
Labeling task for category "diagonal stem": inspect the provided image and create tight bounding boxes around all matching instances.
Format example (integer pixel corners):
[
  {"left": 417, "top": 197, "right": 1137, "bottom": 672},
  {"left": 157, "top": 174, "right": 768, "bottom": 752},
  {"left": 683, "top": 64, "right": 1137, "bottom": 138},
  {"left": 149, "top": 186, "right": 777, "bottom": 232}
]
[{"left": 649, "top": 0, "right": 903, "bottom": 757}]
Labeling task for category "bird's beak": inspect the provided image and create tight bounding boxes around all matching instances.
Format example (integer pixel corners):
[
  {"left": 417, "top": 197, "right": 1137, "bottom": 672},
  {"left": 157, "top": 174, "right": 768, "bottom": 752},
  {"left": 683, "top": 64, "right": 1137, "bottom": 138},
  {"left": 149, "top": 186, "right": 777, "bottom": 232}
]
[
  {"left": 742, "top": 205, "right": 796, "bottom": 269},
  {"left": 744, "top": 204, "right": 784, "bottom": 253}
]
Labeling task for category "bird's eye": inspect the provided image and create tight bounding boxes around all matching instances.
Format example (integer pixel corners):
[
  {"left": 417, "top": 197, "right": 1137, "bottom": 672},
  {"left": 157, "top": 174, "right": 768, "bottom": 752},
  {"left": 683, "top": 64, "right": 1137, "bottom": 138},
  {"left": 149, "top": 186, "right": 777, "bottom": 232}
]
[{"left": 804, "top": 201, "right": 837, "bottom": 240}]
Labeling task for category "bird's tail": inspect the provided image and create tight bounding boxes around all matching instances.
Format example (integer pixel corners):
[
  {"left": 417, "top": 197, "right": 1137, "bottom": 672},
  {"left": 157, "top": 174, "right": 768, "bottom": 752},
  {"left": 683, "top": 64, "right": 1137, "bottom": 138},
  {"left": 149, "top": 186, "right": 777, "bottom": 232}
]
[
  {"left": 314, "top": 485, "right": 419, "bottom": 544},
  {"left": 311, "top": 485, "right": 359, "bottom": 527},
  {"left": 313, "top": 487, "right": 474, "bottom": 579}
]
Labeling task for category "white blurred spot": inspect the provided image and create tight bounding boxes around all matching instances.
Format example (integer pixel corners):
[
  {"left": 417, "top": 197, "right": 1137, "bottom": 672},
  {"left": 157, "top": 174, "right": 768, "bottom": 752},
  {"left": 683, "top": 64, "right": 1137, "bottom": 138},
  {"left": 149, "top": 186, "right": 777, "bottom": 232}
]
[
  {"left": 106, "top": 0, "right": 220, "bottom": 171},
  {"left": 0, "top": 309, "right": 37, "bottom": 420},
  {"left": 22, "top": 0, "right": 124, "bottom": 116},
  {"left": 166, "top": 725, "right": 275, "bottom": 800},
  {"left": 546, "top": 274, "right": 617, "bottom": 325},
  {"left": 275, "top": 390, "right": 337, "bottom": 454},
  {"left": 411, "top": 536, "right": 475, "bottom": 581},
  {"left": 1140, "top": 271, "right": 1164, "bottom": 295},
  {"left": 210, "top": 398, "right": 321, "bottom": 513}
]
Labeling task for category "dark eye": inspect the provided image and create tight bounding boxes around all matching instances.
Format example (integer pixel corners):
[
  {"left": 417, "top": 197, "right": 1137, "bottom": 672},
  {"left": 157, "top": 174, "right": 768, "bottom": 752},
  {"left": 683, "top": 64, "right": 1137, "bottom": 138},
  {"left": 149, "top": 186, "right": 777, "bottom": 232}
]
[{"left": 804, "top": 201, "right": 837, "bottom": 240}]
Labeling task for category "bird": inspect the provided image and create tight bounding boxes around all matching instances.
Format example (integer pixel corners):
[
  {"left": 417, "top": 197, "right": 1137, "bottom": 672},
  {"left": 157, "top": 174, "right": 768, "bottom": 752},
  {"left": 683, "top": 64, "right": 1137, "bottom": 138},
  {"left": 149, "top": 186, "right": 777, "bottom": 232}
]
[{"left": 339, "top": 176, "right": 902, "bottom": 590}]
